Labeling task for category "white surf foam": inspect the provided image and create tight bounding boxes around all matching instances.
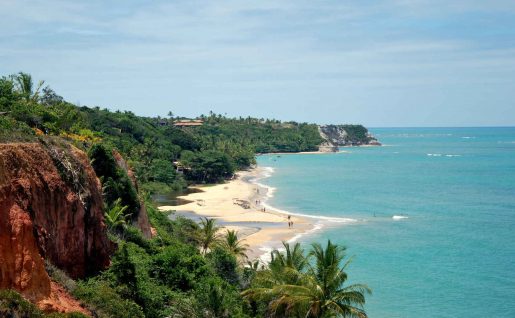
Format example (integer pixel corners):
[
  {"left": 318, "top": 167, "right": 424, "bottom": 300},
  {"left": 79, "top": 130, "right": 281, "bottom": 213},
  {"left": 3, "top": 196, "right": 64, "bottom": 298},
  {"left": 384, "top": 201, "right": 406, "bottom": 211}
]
[
  {"left": 392, "top": 215, "right": 408, "bottom": 220},
  {"left": 258, "top": 222, "right": 327, "bottom": 263},
  {"left": 252, "top": 166, "right": 358, "bottom": 263},
  {"left": 286, "top": 222, "right": 325, "bottom": 244},
  {"left": 254, "top": 167, "right": 358, "bottom": 223},
  {"left": 427, "top": 153, "right": 461, "bottom": 157}
]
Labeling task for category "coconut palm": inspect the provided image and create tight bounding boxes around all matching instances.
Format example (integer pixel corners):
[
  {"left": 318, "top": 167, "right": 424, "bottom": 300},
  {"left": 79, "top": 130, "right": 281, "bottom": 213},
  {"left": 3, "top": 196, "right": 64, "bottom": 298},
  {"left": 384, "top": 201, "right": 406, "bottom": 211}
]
[
  {"left": 12, "top": 72, "right": 44, "bottom": 102},
  {"left": 205, "top": 282, "right": 228, "bottom": 317},
  {"left": 199, "top": 217, "right": 221, "bottom": 255},
  {"left": 104, "top": 198, "right": 130, "bottom": 232},
  {"left": 247, "top": 241, "right": 307, "bottom": 294},
  {"left": 243, "top": 240, "right": 371, "bottom": 318},
  {"left": 220, "top": 229, "right": 249, "bottom": 261},
  {"left": 270, "top": 241, "right": 307, "bottom": 273},
  {"left": 246, "top": 259, "right": 263, "bottom": 272}
]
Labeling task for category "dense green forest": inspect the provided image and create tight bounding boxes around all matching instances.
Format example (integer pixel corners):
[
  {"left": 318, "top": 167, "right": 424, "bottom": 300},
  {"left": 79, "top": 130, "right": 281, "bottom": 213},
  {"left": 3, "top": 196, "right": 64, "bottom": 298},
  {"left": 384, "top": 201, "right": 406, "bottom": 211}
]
[
  {"left": 0, "top": 73, "right": 370, "bottom": 317},
  {"left": 0, "top": 72, "right": 324, "bottom": 190}
]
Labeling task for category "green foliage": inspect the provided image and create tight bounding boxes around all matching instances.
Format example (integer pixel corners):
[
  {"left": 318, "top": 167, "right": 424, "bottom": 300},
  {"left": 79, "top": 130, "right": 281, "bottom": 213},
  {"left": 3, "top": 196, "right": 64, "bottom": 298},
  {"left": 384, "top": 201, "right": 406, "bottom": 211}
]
[
  {"left": 0, "top": 77, "right": 17, "bottom": 110},
  {"left": 0, "top": 115, "right": 35, "bottom": 142},
  {"left": 144, "top": 195, "right": 200, "bottom": 246},
  {"left": 109, "top": 243, "right": 172, "bottom": 318},
  {"left": 104, "top": 198, "right": 130, "bottom": 232},
  {"left": 197, "top": 114, "right": 323, "bottom": 154},
  {"left": 73, "top": 279, "right": 144, "bottom": 318},
  {"left": 1, "top": 72, "right": 329, "bottom": 189},
  {"left": 0, "top": 290, "right": 87, "bottom": 318},
  {"left": 194, "top": 277, "right": 249, "bottom": 318},
  {"left": 243, "top": 240, "right": 371, "bottom": 318},
  {"left": 89, "top": 144, "right": 140, "bottom": 218},
  {"left": 199, "top": 217, "right": 221, "bottom": 254},
  {"left": 181, "top": 150, "right": 235, "bottom": 183},
  {"left": 207, "top": 247, "right": 240, "bottom": 286},
  {"left": 341, "top": 124, "right": 372, "bottom": 144},
  {"left": 151, "top": 244, "right": 210, "bottom": 291},
  {"left": 220, "top": 229, "right": 249, "bottom": 262},
  {"left": 0, "top": 289, "right": 44, "bottom": 318},
  {"left": 148, "top": 159, "right": 177, "bottom": 184},
  {"left": 45, "top": 260, "right": 77, "bottom": 293},
  {"left": 122, "top": 226, "right": 152, "bottom": 250},
  {"left": 269, "top": 241, "right": 307, "bottom": 275},
  {"left": 163, "top": 126, "right": 200, "bottom": 151},
  {"left": 89, "top": 143, "right": 119, "bottom": 180}
]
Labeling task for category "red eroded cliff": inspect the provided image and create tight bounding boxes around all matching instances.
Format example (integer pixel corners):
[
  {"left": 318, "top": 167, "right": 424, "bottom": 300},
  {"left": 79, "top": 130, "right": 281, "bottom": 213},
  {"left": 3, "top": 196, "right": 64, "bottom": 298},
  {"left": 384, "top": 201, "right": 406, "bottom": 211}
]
[{"left": 0, "top": 142, "right": 113, "bottom": 313}]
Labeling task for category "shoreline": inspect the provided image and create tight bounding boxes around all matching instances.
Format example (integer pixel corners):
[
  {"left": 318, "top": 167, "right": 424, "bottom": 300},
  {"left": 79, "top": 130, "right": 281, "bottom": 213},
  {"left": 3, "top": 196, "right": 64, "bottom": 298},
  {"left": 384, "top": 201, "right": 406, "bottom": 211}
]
[
  {"left": 158, "top": 166, "right": 316, "bottom": 261},
  {"left": 257, "top": 150, "right": 350, "bottom": 155}
]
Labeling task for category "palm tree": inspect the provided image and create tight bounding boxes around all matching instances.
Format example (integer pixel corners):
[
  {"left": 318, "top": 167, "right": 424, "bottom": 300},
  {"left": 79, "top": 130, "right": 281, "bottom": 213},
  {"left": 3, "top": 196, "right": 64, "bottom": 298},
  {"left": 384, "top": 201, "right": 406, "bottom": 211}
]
[
  {"left": 270, "top": 241, "right": 307, "bottom": 273},
  {"left": 199, "top": 217, "right": 221, "bottom": 255},
  {"left": 243, "top": 240, "right": 371, "bottom": 318},
  {"left": 220, "top": 229, "right": 249, "bottom": 261},
  {"left": 104, "top": 198, "right": 130, "bottom": 232},
  {"left": 246, "top": 259, "right": 262, "bottom": 272},
  {"left": 205, "top": 282, "right": 228, "bottom": 317},
  {"left": 12, "top": 72, "right": 44, "bottom": 102}
]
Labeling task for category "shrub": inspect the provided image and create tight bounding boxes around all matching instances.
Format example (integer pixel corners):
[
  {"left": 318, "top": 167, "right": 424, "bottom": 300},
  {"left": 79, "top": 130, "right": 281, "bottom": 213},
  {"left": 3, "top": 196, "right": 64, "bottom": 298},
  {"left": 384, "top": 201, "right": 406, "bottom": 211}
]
[
  {"left": 151, "top": 244, "right": 210, "bottom": 291},
  {"left": 73, "top": 279, "right": 144, "bottom": 318},
  {"left": 207, "top": 247, "right": 240, "bottom": 286},
  {"left": 109, "top": 243, "right": 173, "bottom": 318},
  {"left": 0, "top": 289, "right": 43, "bottom": 317},
  {"left": 149, "top": 159, "right": 177, "bottom": 184},
  {"left": 89, "top": 144, "right": 140, "bottom": 218}
]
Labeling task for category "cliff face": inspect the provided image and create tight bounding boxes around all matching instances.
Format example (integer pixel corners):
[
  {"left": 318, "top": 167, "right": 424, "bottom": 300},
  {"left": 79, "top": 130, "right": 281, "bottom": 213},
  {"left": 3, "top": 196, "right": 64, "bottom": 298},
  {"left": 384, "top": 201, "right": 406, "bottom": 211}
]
[
  {"left": 0, "top": 142, "right": 113, "bottom": 312},
  {"left": 318, "top": 125, "right": 381, "bottom": 152}
]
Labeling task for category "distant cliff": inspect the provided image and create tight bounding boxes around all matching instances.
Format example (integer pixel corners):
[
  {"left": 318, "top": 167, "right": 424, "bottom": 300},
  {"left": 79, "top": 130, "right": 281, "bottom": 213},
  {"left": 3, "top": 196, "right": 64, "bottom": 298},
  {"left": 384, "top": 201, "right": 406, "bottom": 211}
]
[
  {"left": 318, "top": 125, "right": 381, "bottom": 152},
  {"left": 0, "top": 141, "right": 114, "bottom": 313}
]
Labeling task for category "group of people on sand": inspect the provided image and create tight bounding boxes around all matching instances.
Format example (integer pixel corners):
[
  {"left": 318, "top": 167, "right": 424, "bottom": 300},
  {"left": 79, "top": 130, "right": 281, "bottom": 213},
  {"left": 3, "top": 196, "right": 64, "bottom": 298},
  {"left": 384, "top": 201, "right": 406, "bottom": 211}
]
[
  {"left": 254, "top": 186, "right": 294, "bottom": 228},
  {"left": 255, "top": 198, "right": 266, "bottom": 212},
  {"left": 287, "top": 215, "right": 294, "bottom": 228}
]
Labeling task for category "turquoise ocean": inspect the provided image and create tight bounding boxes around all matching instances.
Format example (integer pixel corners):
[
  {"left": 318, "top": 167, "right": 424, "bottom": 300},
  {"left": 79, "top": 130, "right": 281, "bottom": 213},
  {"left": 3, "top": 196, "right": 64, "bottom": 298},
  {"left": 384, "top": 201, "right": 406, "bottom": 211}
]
[{"left": 256, "top": 127, "right": 515, "bottom": 318}]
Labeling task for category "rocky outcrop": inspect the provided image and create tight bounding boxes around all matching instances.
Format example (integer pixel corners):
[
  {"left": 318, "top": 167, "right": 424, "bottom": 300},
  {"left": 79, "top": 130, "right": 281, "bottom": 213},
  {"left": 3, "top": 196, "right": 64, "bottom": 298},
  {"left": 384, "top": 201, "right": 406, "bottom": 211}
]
[
  {"left": 112, "top": 150, "right": 152, "bottom": 239},
  {"left": 318, "top": 127, "right": 340, "bottom": 152},
  {"left": 0, "top": 142, "right": 113, "bottom": 313},
  {"left": 318, "top": 125, "right": 381, "bottom": 152}
]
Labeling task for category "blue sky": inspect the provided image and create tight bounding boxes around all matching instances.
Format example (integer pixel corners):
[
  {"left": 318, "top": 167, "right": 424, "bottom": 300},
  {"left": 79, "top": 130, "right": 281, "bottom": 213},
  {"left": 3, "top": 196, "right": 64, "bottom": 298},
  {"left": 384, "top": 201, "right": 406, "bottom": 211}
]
[{"left": 1, "top": 0, "right": 514, "bottom": 126}]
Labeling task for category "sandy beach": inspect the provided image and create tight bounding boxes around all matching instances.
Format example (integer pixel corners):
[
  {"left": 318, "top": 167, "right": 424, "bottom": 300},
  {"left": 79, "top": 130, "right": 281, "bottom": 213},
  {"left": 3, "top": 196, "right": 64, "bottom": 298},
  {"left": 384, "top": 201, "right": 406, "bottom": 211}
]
[{"left": 158, "top": 167, "right": 313, "bottom": 260}]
